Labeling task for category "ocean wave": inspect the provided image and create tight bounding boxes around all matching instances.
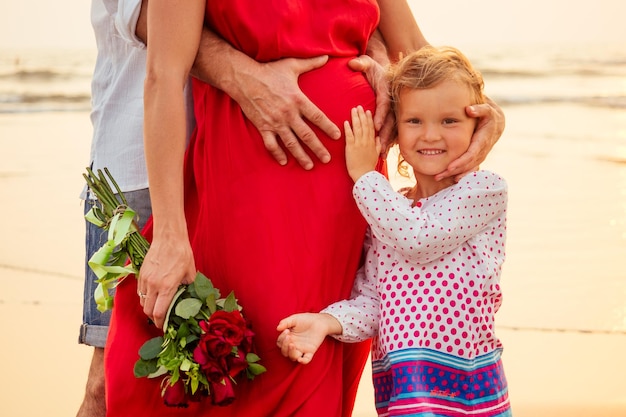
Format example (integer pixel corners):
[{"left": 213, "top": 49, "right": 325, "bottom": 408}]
[
  {"left": 481, "top": 67, "right": 626, "bottom": 78},
  {"left": 0, "top": 92, "right": 90, "bottom": 113},
  {"left": 494, "top": 94, "right": 626, "bottom": 109},
  {"left": 2, "top": 93, "right": 624, "bottom": 114},
  {"left": 0, "top": 68, "right": 88, "bottom": 81}
]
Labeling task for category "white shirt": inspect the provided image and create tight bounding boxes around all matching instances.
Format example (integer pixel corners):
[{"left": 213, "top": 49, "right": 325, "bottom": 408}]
[{"left": 84, "top": 0, "right": 193, "bottom": 197}]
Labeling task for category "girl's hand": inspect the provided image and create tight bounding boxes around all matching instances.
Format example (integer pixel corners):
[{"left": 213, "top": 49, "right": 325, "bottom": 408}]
[
  {"left": 344, "top": 106, "right": 382, "bottom": 182},
  {"left": 276, "top": 313, "right": 341, "bottom": 364}
]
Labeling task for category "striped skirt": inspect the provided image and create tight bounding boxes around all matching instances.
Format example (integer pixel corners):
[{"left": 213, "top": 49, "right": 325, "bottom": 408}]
[{"left": 372, "top": 348, "right": 512, "bottom": 416}]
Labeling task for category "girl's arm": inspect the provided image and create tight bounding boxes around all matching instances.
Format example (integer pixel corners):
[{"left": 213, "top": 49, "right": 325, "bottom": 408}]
[
  {"left": 138, "top": 0, "right": 206, "bottom": 329},
  {"left": 276, "top": 230, "right": 380, "bottom": 363},
  {"left": 322, "top": 233, "right": 380, "bottom": 343},
  {"left": 354, "top": 171, "right": 508, "bottom": 264}
]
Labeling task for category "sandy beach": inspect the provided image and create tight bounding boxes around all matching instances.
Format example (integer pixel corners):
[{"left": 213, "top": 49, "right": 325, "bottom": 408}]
[{"left": 1, "top": 105, "right": 626, "bottom": 416}]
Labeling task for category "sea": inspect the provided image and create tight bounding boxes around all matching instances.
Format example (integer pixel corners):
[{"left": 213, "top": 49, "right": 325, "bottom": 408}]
[
  {"left": 1, "top": 42, "right": 626, "bottom": 113},
  {"left": 1, "top": 42, "right": 626, "bottom": 332}
]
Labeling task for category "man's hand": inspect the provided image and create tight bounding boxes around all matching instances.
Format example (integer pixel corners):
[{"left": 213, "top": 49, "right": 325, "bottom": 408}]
[
  {"left": 435, "top": 97, "right": 506, "bottom": 182},
  {"left": 227, "top": 55, "right": 341, "bottom": 170}
]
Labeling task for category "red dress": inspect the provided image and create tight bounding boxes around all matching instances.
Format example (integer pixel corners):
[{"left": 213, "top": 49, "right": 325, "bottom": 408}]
[{"left": 105, "top": 1, "right": 380, "bottom": 416}]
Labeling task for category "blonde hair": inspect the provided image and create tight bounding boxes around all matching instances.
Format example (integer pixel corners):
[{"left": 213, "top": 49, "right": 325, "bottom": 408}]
[{"left": 387, "top": 46, "right": 486, "bottom": 176}]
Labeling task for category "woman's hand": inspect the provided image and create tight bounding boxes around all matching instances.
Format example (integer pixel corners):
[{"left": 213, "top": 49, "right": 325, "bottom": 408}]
[
  {"left": 137, "top": 232, "right": 196, "bottom": 329},
  {"left": 348, "top": 55, "right": 395, "bottom": 155},
  {"left": 435, "top": 97, "right": 505, "bottom": 181}
]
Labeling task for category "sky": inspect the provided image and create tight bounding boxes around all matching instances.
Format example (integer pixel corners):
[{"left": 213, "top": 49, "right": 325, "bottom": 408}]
[{"left": 0, "top": 0, "right": 625, "bottom": 49}]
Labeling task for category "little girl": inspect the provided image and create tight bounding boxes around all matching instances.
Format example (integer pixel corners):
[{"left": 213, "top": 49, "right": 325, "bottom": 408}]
[{"left": 277, "top": 46, "right": 512, "bottom": 416}]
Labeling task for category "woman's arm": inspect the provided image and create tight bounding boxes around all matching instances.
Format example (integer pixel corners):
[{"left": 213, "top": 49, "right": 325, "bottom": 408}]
[
  {"left": 377, "top": 0, "right": 429, "bottom": 62},
  {"left": 138, "top": 0, "right": 205, "bottom": 329},
  {"left": 134, "top": 1, "right": 338, "bottom": 170},
  {"left": 354, "top": 1, "right": 429, "bottom": 148}
]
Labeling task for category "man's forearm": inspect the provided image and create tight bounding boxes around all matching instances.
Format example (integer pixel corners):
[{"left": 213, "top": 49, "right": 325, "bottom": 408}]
[{"left": 190, "top": 27, "right": 259, "bottom": 101}]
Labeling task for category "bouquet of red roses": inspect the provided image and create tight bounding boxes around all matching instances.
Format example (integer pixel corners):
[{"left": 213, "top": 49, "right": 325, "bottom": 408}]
[{"left": 84, "top": 168, "right": 266, "bottom": 407}]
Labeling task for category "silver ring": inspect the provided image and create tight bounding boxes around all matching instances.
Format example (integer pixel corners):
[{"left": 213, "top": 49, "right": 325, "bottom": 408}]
[{"left": 138, "top": 291, "right": 147, "bottom": 299}]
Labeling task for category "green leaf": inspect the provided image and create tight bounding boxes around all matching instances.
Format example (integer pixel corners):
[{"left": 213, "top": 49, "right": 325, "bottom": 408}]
[
  {"left": 246, "top": 352, "right": 262, "bottom": 363},
  {"left": 193, "top": 272, "right": 218, "bottom": 300},
  {"left": 177, "top": 322, "right": 190, "bottom": 339},
  {"left": 148, "top": 366, "right": 169, "bottom": 379},
  {"left": 185, "top": 334, "right": 199, "bottom": 345},
  {"left": 206, "top": 293, "right": 217, "bottom": 315},
  {"left": 175, "top": 298, "right": 203, "bottom": 319},
  {"left": 180, "top": 358, "right": 193, "bottom": 372},
  {"left": 134, "top": 359, "right": 158, "bottom": 378},
  {"left": 223, "top": 291, "right": 239, "bottom": 313},
  {"left": 138, "top": 336, "right": 164, "bottom": 360},
  {"left": 247, "top": 363, "right": 267, "bottom": 376},
  {"left": 191, "top": 376, "right": 199, "bottom": 394}
]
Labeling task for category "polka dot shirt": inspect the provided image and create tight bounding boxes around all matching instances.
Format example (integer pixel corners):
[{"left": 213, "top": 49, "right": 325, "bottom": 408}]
[{"left": 323, "top": 170, "right": 508, "bottom": 361}]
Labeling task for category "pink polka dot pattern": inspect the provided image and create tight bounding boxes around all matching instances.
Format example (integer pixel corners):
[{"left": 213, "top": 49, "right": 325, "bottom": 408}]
[{"left": 323, "top": 170, "right": 511, "bottom": 416}]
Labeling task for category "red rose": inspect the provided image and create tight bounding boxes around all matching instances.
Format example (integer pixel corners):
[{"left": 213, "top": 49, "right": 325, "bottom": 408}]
[
  {"left": 194, "top": 310, "right": 248, "bottom": 364},
  {"left": 226, "top": 349, "right": 249, "bottom": 378},
  {"left": 163, "top": 378, "right": 189, "bottom": 408},
  {"left": 199, "top": 358, "right": 228, "bottom": 383},
  {"left": 240, "top": 325, "right": 255, "bottom": 353},
  {"left": 195, "top": 332, "right": 232, "bottom": 360},
  {"left": 209, "top": 377, "right": 236, "bottom": 406},
  {"left": 206, "top": 310, "right": 246, "bottom": 346}
]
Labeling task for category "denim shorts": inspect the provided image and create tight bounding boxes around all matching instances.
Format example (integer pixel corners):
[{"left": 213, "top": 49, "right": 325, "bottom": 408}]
[{"left": 78, "top": 188, "right": 152, "bottom": 348}]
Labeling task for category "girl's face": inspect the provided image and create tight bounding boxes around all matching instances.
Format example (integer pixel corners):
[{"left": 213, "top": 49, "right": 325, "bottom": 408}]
[{"left": 396, "top": 80, "right": 476, "bottom": 178}]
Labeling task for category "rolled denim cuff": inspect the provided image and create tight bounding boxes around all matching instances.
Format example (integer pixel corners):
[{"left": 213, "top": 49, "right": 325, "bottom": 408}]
[{"left": 78, "top": 323, "right": 109, "bottom": 348}]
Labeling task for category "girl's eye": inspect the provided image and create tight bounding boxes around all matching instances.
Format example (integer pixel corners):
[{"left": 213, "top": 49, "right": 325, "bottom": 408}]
[
  {"left": 406, "top": 118, "right": 421, "bottom": 124},
  {"left": 443, "top": 118, "right": 457, "bottom": 125}
]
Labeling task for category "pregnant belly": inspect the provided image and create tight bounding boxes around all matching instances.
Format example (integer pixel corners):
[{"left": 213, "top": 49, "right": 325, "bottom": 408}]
[{"left": 298, "top": 56, "right": 376, "bottom": 130}]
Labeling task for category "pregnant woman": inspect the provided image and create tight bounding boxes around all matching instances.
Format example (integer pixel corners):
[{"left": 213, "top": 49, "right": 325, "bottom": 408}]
[{"left": 104, "top": 1, "right": 411, "bottom": 416}]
